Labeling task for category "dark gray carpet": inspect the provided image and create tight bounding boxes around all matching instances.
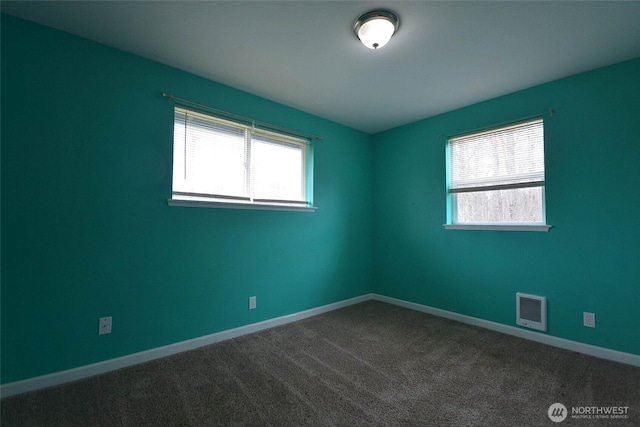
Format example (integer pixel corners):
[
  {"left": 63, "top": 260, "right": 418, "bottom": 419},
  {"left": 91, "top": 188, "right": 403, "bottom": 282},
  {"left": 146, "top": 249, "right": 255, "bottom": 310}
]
[{"left": 2, "top": 301, "right": 639, "bottom": 426}]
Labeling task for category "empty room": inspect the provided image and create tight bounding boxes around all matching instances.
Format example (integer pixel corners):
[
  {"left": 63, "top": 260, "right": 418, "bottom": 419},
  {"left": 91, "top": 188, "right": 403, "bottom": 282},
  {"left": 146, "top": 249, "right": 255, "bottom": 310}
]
[{"left": 1, "top": 1, "right": 639, "bottom": 426}]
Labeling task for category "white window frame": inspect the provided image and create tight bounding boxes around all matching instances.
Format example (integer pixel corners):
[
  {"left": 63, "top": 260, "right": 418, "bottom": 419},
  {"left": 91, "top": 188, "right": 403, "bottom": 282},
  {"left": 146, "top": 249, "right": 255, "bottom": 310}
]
[
  {"left": 168, "top": 106, "right": 316, "bottom": 212},
  {"left": 444, "top": 118, "right": 551, "bottom": 232}
]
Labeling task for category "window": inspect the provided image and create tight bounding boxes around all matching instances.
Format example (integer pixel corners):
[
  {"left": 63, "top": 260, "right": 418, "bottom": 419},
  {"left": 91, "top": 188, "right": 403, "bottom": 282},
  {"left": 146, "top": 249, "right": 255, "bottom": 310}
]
[
  {"left": 445, "top": 118, "right": 550, "bottom": 231},
  {"left": 170, "top": 107, "right": 314, "bottom": 211}
]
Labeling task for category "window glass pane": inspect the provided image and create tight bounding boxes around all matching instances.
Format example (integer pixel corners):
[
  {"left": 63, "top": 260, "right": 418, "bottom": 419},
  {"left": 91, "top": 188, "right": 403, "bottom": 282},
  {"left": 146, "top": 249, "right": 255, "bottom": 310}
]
[
  {"left": 454, "top": 187, "right": 544, "bottom": 223},
  {"left": 251, "top": 137, "right": 304, "bottom": 201},
  {"left": 173, "top": 118, "right": 247, "bottom": 197}
]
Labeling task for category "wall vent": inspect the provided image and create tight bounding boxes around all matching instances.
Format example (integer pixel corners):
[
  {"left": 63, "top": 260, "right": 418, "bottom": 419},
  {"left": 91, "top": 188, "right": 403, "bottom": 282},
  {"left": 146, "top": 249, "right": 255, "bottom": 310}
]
[{"left": 516, "top": 293, "right": 547, "bottom": 332}]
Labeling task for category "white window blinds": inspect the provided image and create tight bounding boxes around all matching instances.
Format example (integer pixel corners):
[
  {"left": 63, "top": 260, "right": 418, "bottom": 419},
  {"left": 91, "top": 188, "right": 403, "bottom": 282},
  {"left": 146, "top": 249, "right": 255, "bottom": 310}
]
[
  {"left": 172, "top": 107, "right": 312, "bottom": 206},
  {"left": 449, "top": 118, "right": 545, "bottom": 193}
]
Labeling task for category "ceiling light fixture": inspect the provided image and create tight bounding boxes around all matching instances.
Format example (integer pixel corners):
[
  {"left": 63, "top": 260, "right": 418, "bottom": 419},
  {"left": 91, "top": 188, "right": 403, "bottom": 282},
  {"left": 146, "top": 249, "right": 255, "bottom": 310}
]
[{"left": 354, "top": 10, "right": 399, "bottom": 50}]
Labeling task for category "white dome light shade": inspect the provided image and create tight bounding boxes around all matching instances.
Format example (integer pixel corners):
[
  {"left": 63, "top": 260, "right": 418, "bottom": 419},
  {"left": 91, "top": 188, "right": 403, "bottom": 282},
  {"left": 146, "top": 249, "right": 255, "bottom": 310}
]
[
  {"left": 358, "top": 19, "right": 395, "bottom": 49},
  {"left": 354, "top": 11, "right": 399, "bottom": 50}
]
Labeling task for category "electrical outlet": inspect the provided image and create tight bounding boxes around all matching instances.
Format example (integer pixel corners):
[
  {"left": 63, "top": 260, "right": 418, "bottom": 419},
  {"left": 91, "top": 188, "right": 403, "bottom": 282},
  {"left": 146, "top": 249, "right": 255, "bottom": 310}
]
[
  {"left": 99, "top": 316, "right": 112, "bottom": 335},
  {"left": 249, "top": 296, "right": 256, "bottom": 310},
  {"left": 583, "top": 312, "right": 595, "bottom": 328}
]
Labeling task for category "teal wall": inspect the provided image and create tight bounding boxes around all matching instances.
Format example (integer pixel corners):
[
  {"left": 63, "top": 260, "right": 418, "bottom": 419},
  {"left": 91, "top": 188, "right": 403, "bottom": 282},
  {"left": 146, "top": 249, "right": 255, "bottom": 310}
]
[
  {"left": 373, "top": 58, "right": 640, "bottom": 356},
  {"left": 2, "top": 14, "right": 639, "bottom": 386},
  {"left": 0, "top": 15, "right": 373, "bottom": 384}
]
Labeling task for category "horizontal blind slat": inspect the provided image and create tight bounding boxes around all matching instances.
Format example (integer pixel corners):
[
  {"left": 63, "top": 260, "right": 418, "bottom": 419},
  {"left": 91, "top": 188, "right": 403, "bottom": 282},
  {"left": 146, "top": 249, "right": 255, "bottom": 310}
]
[{"left": 449, "top": 180, "right": 545, "bottom": 194}]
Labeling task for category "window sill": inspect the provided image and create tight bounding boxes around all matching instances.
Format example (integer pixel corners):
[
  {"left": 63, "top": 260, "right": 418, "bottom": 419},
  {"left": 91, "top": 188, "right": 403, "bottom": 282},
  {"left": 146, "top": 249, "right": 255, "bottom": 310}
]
[
  {"left": 167, "top": 198, "right": 317, "bottom": 212},
  {"left": 443, "top": 224, "right": 551, "bottom": 232}
]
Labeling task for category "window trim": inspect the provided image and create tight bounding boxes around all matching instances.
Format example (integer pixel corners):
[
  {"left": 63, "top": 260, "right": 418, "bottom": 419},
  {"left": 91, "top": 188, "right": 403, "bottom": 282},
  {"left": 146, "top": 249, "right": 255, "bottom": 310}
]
[
  {"left": 167, "top": 198, "right": 317, "bottom": 212},
  {"left": 443, "top": 224, "right": 551, "bottom": 232},
  {"left": 445, "top": 117, "right": 551, "bottom": 231}
]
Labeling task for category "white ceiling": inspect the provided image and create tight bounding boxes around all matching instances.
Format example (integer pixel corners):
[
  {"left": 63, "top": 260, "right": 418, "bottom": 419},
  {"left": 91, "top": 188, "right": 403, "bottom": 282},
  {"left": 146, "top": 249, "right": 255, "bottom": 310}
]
[{"left": 3, "top": 1, "right": 640, "bottom": 134}]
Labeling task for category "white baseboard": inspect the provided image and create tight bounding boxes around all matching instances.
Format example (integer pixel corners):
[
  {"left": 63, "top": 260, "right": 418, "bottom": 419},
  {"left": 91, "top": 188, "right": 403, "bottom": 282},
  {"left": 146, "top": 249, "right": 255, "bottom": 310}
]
[
  {"left": 372, "top": 294, "right": 640, "bottom": 368},
  {"left": 3, "top": 292, "right": 638, "bottom": 398},
  {"left": 0, "top": 294, "right": 373, "bottom": 398}
]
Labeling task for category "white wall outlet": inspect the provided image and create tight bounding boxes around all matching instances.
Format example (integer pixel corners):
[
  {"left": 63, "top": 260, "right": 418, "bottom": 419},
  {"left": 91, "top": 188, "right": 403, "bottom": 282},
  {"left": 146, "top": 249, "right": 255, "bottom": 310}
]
[
  {"left": 99, "top": 316, "right": 112, "bottom": 335},
  {"left": 249, "top": 296, "right": 256, "bottom": 310},
  {"left": 583, "top": 312, "right": 596, "bottom": 328}
]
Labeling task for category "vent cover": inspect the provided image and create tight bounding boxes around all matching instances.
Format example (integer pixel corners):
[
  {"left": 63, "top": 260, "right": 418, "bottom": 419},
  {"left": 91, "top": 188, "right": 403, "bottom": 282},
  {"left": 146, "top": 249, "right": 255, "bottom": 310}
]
[{"left": 516, "top": 293, "right": 547, "bottom": 331}]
